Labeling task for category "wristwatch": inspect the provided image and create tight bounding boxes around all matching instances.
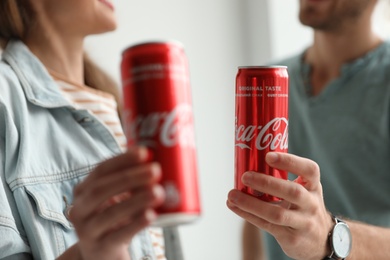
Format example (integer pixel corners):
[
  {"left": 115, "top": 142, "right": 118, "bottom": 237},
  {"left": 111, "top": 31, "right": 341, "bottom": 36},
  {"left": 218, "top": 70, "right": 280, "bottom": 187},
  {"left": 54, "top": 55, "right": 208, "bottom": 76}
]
[{"left": 324, "top": 216, "right": 352, "bottom": 260}]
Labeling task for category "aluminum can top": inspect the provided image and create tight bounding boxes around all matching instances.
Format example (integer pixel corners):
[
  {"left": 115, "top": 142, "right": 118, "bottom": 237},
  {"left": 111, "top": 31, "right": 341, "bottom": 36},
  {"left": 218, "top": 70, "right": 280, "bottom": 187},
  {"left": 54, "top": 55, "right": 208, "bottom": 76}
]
[
  {"left": 122, "top": 40, "right": 184, "bottom": 56},
  {"left": 238, "top": 65, "right": 287, "bottom": 69}
]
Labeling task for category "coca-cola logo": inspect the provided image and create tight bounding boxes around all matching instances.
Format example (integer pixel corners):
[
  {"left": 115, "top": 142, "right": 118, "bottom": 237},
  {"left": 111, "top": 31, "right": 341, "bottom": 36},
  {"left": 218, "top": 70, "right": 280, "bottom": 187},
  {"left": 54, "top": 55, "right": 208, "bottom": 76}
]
[
  {"left": 124, "top": 104, "right": 196, "bottom": 148},
  {"left": 235, "top": 117, "right": 288, "bottom": 150}
]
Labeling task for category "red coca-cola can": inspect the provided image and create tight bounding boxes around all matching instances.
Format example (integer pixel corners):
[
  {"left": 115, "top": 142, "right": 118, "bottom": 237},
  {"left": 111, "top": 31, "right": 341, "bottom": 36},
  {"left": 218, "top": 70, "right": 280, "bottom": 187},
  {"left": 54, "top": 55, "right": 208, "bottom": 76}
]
[
  {"left": 235, "top": 66, "right": 289, "bottom": 202},
  {"left": 121, "top": 41, "right": 201, "bottom": 226}
]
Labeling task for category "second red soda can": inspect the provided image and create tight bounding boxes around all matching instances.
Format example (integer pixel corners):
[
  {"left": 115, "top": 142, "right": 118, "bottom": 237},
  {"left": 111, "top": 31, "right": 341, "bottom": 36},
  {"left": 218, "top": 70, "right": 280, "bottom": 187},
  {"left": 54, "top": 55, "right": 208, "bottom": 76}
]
[
  {"left": 121, "top": 41, "right": 201, "bottom": 227},
  {"left": 235, "top": 66, "right": 289, "bottom": 202}
]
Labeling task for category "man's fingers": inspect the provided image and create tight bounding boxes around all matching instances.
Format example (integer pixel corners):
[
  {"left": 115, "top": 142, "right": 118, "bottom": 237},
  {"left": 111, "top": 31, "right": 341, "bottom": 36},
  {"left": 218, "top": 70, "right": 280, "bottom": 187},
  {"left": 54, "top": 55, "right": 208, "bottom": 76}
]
[
  {"left": 241, "top": 171, "right": 311, "bottom": 208},
  {"left": 227, "top": 189, "right": 305, "bottom": 229},
  {"left": 266, "top": 152, "right": 320, "bottom": 190}
]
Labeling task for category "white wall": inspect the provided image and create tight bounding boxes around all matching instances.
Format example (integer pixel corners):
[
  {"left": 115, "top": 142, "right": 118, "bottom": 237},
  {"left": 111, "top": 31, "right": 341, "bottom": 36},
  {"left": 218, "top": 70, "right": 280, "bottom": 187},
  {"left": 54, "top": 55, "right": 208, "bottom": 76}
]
[
  {"left": 267, "top": 0, "right": 312, "bottom": 61},
  {"left": 85, "top": 1, "right": 390, "bottom": 259},
  {"left": 267, "top": 0, "right": 390, "bottom": 62},
  {"left": 0, "top": 1, "right": 386, "bottom": 259},
  {"left": 373, "top": 0, "right": 390, "bottom": 39}
]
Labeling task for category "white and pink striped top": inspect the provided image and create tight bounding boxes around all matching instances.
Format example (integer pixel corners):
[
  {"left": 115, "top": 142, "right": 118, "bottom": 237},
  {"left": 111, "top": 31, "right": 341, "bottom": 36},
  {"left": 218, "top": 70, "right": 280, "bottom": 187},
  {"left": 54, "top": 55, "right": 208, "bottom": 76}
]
[{"left": 50, "top": 70, "right": 166, "bottom": 260}]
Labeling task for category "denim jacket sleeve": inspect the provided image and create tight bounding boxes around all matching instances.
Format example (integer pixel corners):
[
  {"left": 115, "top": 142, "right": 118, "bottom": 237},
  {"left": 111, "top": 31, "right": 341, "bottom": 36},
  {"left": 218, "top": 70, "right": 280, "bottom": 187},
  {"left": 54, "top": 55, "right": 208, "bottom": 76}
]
[{"left": 0, "top": 69, "right": 32, "bottom": 258}]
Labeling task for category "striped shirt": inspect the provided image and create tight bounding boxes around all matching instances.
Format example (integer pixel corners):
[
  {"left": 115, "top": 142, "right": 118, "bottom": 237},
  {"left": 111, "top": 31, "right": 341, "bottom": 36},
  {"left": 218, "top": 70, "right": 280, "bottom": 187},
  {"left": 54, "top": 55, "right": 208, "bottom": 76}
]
[{"left": 50, "top": 70, "right": 166, "bottom": 260}]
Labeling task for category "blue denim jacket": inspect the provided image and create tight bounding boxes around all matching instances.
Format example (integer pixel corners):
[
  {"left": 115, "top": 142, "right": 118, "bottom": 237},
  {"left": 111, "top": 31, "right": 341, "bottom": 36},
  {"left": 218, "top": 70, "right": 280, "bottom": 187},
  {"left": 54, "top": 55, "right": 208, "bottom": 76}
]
[{"left": 0, "top": 41, "right": 157, "bottom": 260}]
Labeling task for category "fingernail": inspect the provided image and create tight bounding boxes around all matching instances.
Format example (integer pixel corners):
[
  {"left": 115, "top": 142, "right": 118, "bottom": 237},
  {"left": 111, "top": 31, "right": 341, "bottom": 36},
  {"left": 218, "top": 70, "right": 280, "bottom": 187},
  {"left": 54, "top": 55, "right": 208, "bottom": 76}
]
[
  {"left": 145, "top": 209, "right": 157, "bottom": 222},
  {"left": 242, "top": 171, "right": 254, "bottom": 185},
  {"left": 150, "top": 163, "right": 162, "bottom": 179},
  {"left": 266, "top": 152, "right": 278, "bottom": 163},
  {"left": 226, "top": 200, "right": 237, "bottom": 210},
  {"left": 228, "top": 190, "right": 239, "bottom": 204},
  {"left": 139, "top": 146, "right": 154, "bottom": 162},
  {"left": 153, "top": 185, "right": 165, "bottom": 199}
]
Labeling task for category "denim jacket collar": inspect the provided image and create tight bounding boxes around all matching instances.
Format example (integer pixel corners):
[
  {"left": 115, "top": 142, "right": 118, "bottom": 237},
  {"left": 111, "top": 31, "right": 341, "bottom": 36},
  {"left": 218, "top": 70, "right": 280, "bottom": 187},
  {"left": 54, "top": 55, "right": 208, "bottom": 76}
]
[{"left": 2, "top": 40, "right": 71, "bottom": 108}]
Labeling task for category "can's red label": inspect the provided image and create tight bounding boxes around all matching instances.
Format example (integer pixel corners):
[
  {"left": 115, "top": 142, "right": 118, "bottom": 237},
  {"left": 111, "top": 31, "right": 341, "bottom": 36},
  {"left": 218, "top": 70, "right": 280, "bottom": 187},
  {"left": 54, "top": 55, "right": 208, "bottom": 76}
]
[
  {"left": 235, "top": 66, "right": 289, "bottom": 202},
  {"left": 121, "top": 41, "right": 200, "bottom": 226}
]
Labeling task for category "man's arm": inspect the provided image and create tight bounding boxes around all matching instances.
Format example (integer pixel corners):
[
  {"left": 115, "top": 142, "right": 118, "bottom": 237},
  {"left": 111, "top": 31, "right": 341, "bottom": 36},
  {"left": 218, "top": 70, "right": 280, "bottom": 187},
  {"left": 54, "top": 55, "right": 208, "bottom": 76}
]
[
  {"left": 347, "top": 220, "right": 390, "bottom": 259},
  {"left": 228, "top": 152, "right": 390, "bottom": 259}
]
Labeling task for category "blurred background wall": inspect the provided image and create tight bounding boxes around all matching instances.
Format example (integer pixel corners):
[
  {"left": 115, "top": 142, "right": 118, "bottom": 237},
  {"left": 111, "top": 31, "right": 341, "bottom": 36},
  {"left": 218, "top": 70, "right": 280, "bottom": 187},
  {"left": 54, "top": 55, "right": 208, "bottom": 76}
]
[{"left": 85, "top": 0, "right": 390, "bottom": 259}]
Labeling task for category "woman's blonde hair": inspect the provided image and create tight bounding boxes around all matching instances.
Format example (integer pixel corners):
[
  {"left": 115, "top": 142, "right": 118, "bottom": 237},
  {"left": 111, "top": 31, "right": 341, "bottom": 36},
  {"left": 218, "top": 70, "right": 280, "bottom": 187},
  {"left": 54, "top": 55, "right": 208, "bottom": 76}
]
[{"left": 0, "top": 0, "right": 121, "bottom": 109}]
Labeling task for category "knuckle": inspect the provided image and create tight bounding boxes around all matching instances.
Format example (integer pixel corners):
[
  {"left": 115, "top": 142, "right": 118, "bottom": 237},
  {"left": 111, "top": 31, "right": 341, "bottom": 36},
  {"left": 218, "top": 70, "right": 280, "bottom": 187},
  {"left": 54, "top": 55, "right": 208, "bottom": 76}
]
[
  {"left": 272, "top": 208, "right": 288, "bottom": 225},
  {"left": 308, "top": 161, "right": 321, "bottom": 183},
  {"left": 288, "top": 185, "right": 305, "bottom": 200},
  {"left": 308, "top": 161, "right": 320, "bottom": 174},
  {"left": 304, "top": 216, "right": 318, "bottom": 235}
]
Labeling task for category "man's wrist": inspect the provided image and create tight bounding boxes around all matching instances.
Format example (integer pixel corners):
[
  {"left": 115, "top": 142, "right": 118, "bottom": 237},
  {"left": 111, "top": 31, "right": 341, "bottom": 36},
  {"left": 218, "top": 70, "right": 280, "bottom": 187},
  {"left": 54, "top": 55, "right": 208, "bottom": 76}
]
[
  {"left": 324, "top": 215, "right": 352, "bottom": 260},
  {"left": 322, "top": 213, "right": 334, "bottom": 259}
]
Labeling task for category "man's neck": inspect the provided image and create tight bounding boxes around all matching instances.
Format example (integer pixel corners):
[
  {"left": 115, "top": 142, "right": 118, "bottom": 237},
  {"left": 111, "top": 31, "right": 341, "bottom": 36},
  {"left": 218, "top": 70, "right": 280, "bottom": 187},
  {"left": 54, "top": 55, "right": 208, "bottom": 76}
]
[{"left": 304, "top": 21, "right": 383, "bottom": 96}]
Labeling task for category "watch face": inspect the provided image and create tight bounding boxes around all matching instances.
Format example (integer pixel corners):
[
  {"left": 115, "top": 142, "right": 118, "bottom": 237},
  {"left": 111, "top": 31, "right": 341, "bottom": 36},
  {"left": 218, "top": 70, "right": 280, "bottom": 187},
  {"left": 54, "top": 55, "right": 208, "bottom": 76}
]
[{"left": 332, "top": 222, "right": 352, "bottom": 258}]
